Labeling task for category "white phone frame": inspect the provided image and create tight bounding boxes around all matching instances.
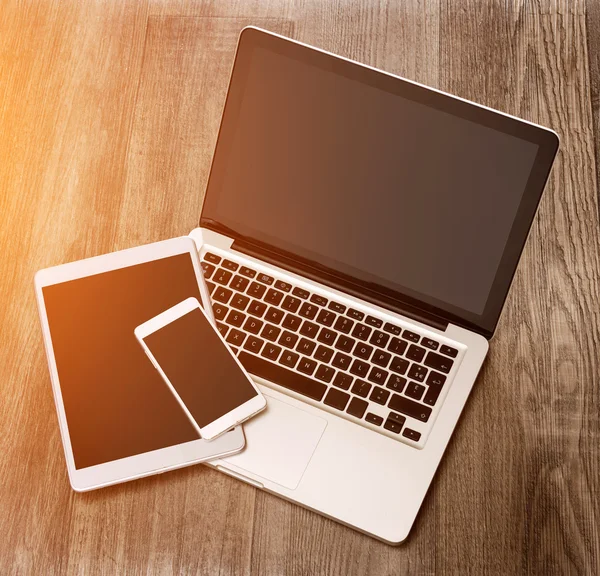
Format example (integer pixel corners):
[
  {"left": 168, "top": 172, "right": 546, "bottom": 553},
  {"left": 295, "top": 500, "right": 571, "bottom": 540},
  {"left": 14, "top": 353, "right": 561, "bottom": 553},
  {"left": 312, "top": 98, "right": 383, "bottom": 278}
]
[
  {"left": 34, "top": 237, "right": 245, "bottom": 492},
  {"left": 135, "top": 297, "right": 266, "bottom": 440}
]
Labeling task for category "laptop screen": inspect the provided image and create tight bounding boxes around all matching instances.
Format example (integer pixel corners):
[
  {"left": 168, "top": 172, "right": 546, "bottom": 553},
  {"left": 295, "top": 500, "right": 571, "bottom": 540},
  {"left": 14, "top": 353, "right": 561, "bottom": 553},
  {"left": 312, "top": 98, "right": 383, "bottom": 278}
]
[{"left": 202, "top": 28, "right": 558, "bottom": 336}]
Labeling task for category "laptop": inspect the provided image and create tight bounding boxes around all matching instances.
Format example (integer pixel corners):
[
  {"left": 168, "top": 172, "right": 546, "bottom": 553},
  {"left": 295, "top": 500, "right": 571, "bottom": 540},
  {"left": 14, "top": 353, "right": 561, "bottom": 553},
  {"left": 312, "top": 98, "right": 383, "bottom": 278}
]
[{"left": 188, "top": 27, "right": 559, "bottom": 544}]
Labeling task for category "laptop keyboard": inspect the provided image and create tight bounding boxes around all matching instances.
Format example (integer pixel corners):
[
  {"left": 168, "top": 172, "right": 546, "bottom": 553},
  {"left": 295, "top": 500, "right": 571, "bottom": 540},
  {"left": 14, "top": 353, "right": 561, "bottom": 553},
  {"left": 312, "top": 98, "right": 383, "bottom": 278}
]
[{"left": 201, "top": 250, "right": 462, "bottom": 447}]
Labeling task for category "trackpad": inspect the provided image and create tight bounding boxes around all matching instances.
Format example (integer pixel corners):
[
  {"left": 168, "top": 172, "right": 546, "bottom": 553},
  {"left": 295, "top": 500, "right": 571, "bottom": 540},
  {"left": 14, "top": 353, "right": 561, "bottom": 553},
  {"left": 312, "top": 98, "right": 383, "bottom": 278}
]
[{"left": 222, "top": 394, "right": 327, "bottom": 490}]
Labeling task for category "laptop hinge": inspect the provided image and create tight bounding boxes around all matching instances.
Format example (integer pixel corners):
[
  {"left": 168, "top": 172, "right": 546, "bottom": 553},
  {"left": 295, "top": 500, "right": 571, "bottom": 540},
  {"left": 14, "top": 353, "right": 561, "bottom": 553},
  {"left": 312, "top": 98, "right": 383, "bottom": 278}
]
[{"left": 231, "top": 240, "right": 449, "bottom": 333}]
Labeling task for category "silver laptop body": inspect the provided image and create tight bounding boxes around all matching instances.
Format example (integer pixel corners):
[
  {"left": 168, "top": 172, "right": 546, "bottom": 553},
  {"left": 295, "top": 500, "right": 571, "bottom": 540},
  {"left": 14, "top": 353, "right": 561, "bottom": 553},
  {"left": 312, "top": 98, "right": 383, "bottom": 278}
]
[{"left": 189, "top": 28, "right": 558, "bottom": 543}]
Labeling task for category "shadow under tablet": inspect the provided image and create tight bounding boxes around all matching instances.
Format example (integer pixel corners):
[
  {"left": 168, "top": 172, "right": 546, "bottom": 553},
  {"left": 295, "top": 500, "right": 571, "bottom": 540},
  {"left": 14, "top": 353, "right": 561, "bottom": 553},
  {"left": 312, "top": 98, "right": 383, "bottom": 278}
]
[{"left": 43, "top": 253, "right": 217, "bottom": 470}]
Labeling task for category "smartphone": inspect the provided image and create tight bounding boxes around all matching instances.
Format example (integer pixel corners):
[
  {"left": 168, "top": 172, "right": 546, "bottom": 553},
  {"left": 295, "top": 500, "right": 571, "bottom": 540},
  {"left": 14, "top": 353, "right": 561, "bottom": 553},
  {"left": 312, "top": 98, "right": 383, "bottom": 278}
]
[{"left": 135, "top": 297, "right": 266, "bottom": 440}]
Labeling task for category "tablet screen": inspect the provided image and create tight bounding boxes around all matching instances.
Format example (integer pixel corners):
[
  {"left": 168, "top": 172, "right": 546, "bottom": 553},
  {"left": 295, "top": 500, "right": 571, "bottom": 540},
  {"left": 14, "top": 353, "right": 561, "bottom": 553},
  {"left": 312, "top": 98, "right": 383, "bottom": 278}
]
[{"left": 43, "top": 253, "right": 203, "bottom": 469}]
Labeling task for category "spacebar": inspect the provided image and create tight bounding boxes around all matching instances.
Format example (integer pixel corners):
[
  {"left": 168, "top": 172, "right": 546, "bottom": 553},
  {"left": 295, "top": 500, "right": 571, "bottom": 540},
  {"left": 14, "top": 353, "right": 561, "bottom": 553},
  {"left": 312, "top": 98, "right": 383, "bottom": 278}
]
[{"left": 238, "top": 351, "right": 327, "bottom": 401}]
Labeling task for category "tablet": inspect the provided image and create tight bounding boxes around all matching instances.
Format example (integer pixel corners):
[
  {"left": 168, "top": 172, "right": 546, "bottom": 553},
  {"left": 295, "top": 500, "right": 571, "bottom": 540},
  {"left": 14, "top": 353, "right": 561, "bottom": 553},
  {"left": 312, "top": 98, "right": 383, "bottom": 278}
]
[{"left": 34, "top": 237, "right": 245, "bottom": 491}]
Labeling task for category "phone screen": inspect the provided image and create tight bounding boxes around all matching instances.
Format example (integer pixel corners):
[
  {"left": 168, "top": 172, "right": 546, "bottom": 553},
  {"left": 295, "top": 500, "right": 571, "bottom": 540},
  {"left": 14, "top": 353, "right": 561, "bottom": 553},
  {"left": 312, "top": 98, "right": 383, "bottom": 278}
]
[{"left": 142, "top": 306, "right": 258, "bottom": 428}]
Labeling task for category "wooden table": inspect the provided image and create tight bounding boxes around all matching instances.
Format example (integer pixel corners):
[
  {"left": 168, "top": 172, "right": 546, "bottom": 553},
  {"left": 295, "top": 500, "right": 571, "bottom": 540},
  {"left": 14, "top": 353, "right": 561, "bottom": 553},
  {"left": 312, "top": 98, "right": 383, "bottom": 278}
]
[{"left": 1, "top": 0, "right": 599, "bottom": 573}]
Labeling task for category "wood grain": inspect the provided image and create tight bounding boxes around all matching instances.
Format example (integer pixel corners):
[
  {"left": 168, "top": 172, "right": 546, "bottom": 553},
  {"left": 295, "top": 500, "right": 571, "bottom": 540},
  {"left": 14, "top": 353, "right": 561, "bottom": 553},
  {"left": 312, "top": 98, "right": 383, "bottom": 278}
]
[{"left": 1, "top": 0, "right": 599, "bottom": 574}]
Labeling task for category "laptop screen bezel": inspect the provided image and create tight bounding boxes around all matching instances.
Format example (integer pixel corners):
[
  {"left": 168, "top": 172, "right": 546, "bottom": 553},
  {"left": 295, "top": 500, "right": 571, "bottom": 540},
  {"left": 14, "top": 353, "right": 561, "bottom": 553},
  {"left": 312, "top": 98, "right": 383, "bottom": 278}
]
[{"left": 200, "top": 27, "right": 559, "bottom": 339}]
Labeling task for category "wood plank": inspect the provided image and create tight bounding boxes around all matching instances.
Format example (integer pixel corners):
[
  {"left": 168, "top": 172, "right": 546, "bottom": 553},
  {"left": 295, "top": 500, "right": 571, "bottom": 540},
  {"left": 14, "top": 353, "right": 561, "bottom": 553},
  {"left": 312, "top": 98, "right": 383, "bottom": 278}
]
[
  {"left": 438, "top": 1, "right": 600, "bottom": 574},
  {"left": 587, "top": 0, "right": 600, "bottom": 214},
  {"left": 115, "top": 16, "right": 294, "bottom": 248},
  {"left": 112, "top": 16, "right": 293, "bottom": 576},
  {"left": 0, "top": 1, "right": 149, "bottom": 573}
]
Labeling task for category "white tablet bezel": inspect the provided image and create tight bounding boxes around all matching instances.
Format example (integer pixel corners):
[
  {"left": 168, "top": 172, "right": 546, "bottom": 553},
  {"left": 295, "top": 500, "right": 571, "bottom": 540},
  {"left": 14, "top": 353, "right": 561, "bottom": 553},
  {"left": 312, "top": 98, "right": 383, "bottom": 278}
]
[
  {"left": 34, "top": 237, "right": 245, "bottom": 492},
  {"left": 135, "top": 297, "right": 267, "bottom": 440}
]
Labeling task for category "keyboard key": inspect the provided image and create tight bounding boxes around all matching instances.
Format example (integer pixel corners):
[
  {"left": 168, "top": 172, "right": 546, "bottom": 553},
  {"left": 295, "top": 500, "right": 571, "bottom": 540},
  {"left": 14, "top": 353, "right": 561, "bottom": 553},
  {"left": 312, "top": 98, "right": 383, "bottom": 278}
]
[
  {"left": 206, "top": 281, "right": 216, "bottom": 295},
  {"left": 347, "top": 308, "right": 365, "bottom": 321},
  {"left": 352, "top": 324, "right": 372, "bottom": 341},
  {"left": 390, "top": 356, "right": 409, "bottom": 375},
  {"left": 247, "top": 282, "right": 267, "bottom": 299},
  {"left": 226, "top": 329, "right": 246, "bottom": 347},
  {"left": 247, "top": 300, "right": 267, "bottom": 317},
  {"left": 406, "top": 344, "right": 426, "bottom": 363},
  {"left": 316, "top": 309, "right": 336, "bottom": 327},
  {"left": 201, "top": 261, "right": 215, "bottom": 278},
  {"left": 421, "top": 338, "right": 439, "bottom": 351},
  {"left": 216, "top": 322, "right": 228, "bottom": 337},
  {"left": 369, "top": 386, "right": 390, "bottom": 405},
  {"left": 230, "top": 275, "right": 250, "bottom": 292},
  {"left": 332, "top": 352, "right": 352, "bottom": 370},
  {"left": 389, "top": 394, "right": 431, "bottom": 422},
  {"left": 384, "top": 418, "right": 402, "bottom": 434},
  {"left": 280, "top": 350, "right": 300, "bottom": 369},
  {"left": 257, "top": 273, "right": 274, "bottom": 285},
  {"left": 213, "top": 287, "right": 233, "bottom": 304},
  {"left": 222, "top": 259, "right": 239, "bottom": 271},
  {"left": 204, "top": 252, "right": 221, "bottom": 264},
  {"left": 299, "top": 321, "right": 319, "bottom": 338},
  {"left": 261, "top": 324, "right": 281, "bottom": 342},
  {"left": 279, "top": 331, "right": 299, "bottom": 349},
  {"left": 314, "top": 345, "right": 334, "bottom": 363},
  {"left": 213, "top": 303, "right": 228, "bottom": 321},
  {"left": 387, "top": 374, "right": 407, "bottom": 393},
  {"left": 239, "top": 266, "right": 256, "bottom": 278},
  {"left": 261, "top": 343, "right": 282, "bottom": 361},
  {"left": 353, "top": 342, "right": 373, "bottom": 360},
  {"left": 368, "top": 367, "right": 388, "bottom": 386},
  {"left": 402, "top": 330, "right": 420, "bottom": 343},
  {"left": 274, "top": 280, "right": 292, "bottom": 292},
  {"left": 315, "top": 364, "right": 335, "bottom": 383},
  {"left": 297, "top": 357, "right": 317, "bottom": 376},
  {"left": 225, "top": 310, "right": 246, "bottom": 328},
  {"left": 440, "top": 345, "right": 458, "bottom": 358},
  {"left": 366, "top": 413, "right": 384, "bottom": 426},
  {"left": 299, "top": 302, "right": 318, "bottom": 320},
  {"left": 292, "top": 287, "right": 309, "bottom": 299},
  {"left": 427, "top": 371, "right": 447, "bottom": 387},
  {"left": 317, "top": 327, "right": 336, "bottom": 345},
  {"left": 347, "top": 397, "right": 368, "bottom": 418},
  {"left": 372, "top": 350, "right": 391, "bottom": 367},
  {"left": 239, "top": 351, "right": 325, "bottom": 400},
  {"left": 335, "top": 334, "right": 355, "bottom": 352},
  {"left": 329, "top": 301, "right": 346, "bottom": 314},
  {"left": 333, "top": 316, "right": 354, "bottom": 334},
  {"left": 264, "top": 307, "right": 284, "bottom": 325},
  {"left": 388, "top": 411, "right": 406, "bottom": 426},
  {"left": 351, "top": 379, "right": 371, "bottom": 397},
  {"left": 296, "top": 338, "right": 316, "bottom": 355},
  {"left": 243, "top": 335, "right": 264, "bottom": 354},
  {"left": 405, "top": 381, "right": 426, "bottom": 401},
  {"left": 383, "top": 322, "right": 402, "bottom": 336},
  {"left": 369, "top": 330, "right": 390, "bottom": 348},
  {"left": 324, "top": 388, "right": 350, "bottom": 410},
  {"left": 265, "top": 288, "right": 284, "bottom": 306},
  {"left": 310, "top": 294, "right": 328, "bottom": 306},
  {"left": 365, "top": 315, "right": 383, "bottom": 328},
  {"left": 214, "top": 269, "right": 233, "bottom": 286},
  {"left": 333, "top": 372, "right": 353, "bottom": 390},
  {"left": 408, "top": 364, "right": 428, "bottom": 382},
  {"left": 231, "top": 294, "right": 250, "bottom": 311},
  {"left": 282, "top": 295, "right": 302, "bottom": 313},
  {"left": 424, "top": 351, "right": 454, "bottom": 373},
  {"left": 423, "top": 375, "right": 445, "bottom": 407},
  {"left": 388, "top": 337, "right": 408, "bottom": 355},
  {"left": 350, "top": 359, "right": 370, "bottom": 378},
  {"left": 402, "top": 428, "right": 421, "bottom": 441},
  {"left": 243, "top": 317, "right": 263, "bottom": 335},
  {"left": 282, "top": 314, "right": 302, "bottom": 331}
]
